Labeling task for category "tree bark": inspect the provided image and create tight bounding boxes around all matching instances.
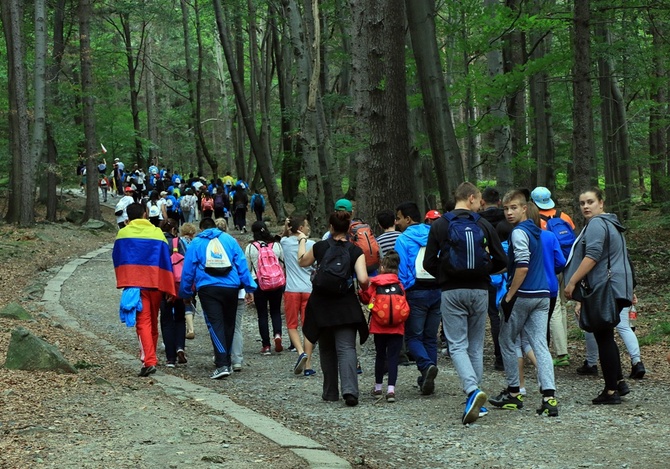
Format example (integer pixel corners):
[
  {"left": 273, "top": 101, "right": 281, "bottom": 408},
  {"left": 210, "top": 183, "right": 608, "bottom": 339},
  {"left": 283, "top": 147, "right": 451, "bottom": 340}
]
[
  {"left": 194, "top": 0, "right": 217, "bottom": 177},
  {"left": 30, "top": 0, "right": 47, "bottom": 226},
  {"left": 282, "top": 0, "right": 326, "bottom": 228},
  {"left": 649, "top": 17, "right": 668, "bottom": 204},
  {"left": 119, "top": 12, "right": 145, "bottom": 167},
  {"left": 145, "top": 34, "right": 159, "bottom": 166},
  {"left": 356, "top": 0, "right": 415, "bottom": 223},
  {"left": 79, "top": 0, "right": 102, "bottom": 221},
  {"left": 1, "top": 0, "right": 31, "bottom": 225},
  {"left": 484, "top": 0, "right": 513, "bottom": 194},
  {"left": 571, "top": 0, "right": 596, "bottom": 206},
  {"left": 406, "top": 0, "right": 464, "bottom": 205}
]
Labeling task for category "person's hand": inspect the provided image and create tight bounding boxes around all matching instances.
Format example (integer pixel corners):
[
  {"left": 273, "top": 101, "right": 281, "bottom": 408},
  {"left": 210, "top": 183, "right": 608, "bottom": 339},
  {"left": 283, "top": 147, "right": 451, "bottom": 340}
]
[
  {"left": 564, "top": 282, "right": 575, "bottom": 300},
  {"left": 574, "top": 302, "right": 581, "bottom": 318},
  {"left": 296, "top": 230, "right": 308, "bottom": 241},
  {"left": 632, "top": 293, "right": 638, "bottom": 305},
  {"left": 666, "top": 351, "right": 670, "bottom": 365},
  {"left": 245, "top": 292, "right": 254, "bottom": 305}
]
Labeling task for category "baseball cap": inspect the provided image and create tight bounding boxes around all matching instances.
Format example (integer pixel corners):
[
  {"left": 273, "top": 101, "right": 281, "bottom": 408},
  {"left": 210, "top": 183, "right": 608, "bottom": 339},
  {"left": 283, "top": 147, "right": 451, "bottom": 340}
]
[
  {"left": 160, "top": 191, "right": 168, "bottom": 196},
  {"left": 424, "top": 210, "right": 441, "bottom": 221},
  {"left": 124, "top": 186, "right": 133, "bottom": 192},
  {"left": 530, "top": 186, "right": 555, "bottom": 210},
  {"left": 334, "top": 198, "right": 353, "bottom": 213}
]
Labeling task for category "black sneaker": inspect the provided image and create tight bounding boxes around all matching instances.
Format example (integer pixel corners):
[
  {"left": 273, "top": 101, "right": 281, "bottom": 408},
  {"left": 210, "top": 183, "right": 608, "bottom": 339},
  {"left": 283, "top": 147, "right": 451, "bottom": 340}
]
[
  {"left": 617, "top": 380, "right": 630, "bottom": 396},
  {"left": 343, "top": 394, "right": 358, "bottom": 407},
  {"left": 576, "top": 360, "right": 598, "bottom": 375},
  {"left": 138, "top": 365, "right": 157, "bottom": 377},
  {"left": 536, "top": 397, "right": 559, "bottom": 417},
  {"left": 420, "top": 365, "right": 438, "bottom": 395},
  {"left": 592, "top": 390, "right": 621, "bottom": 405},
  {"left": 630, "top": 361, "right": 646, "bottom": 380},
  {"left": 489, "top": 389, "right": 524, "bottom": 410}
]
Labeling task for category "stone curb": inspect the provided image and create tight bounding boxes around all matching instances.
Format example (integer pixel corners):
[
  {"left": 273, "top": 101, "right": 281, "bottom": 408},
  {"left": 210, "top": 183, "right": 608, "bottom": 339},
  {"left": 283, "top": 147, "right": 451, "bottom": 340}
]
[{"left": 41, "top": 245, "right": 351, "bottom": 469}]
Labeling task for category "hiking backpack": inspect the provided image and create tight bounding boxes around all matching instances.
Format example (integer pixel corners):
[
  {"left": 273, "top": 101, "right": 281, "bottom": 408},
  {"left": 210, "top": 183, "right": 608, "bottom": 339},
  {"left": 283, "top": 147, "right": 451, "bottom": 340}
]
[
  {"left": 171, "top": 237, "right": 184, "bottom": 284},
  {"left": 540, "top": 210, "right": 576, "bottom": 260},
  {"left": 368, "top": 282, "right": 410, "bottom": 326},
  {"left": 252, "top": 241, "right": 286, "bottom": 291},
  {"left": 441, "top": 212, "right": 490, "bottom": 276},
  {"left": 180, "top": 195, "right": 192, "bottom": 212},
  {"left": 204, "top": 236, "right": 232, "bottom": 275},
  {"left": 312, "top": 238, "right": 353, "bottom": 295},
  {"left": 348, "top": 220, "right": 381, "bottom": 273},
  {"left": 214, "top": 193, "right": 225, "bottom": 210},
  {"left": 148, "top": 201, "right": 160, "bottom": 218},
  {"left": 253, "top": 194, "right": 264, "bottom": 211},
  {"left": 201, "top": 197, "right": 214, "bottom": 212}
]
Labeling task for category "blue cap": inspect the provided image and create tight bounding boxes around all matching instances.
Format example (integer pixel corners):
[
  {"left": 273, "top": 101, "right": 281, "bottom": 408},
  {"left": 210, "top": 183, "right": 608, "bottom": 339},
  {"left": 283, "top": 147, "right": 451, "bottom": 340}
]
[{"left": 530, "top": 187, "right": 555, "bottom": 210}]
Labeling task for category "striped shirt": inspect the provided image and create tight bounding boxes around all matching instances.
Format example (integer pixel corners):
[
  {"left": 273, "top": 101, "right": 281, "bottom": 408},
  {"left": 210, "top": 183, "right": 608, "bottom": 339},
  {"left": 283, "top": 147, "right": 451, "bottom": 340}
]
[{"left": 377, "top": 230, "right": 401, "bottom": 257}]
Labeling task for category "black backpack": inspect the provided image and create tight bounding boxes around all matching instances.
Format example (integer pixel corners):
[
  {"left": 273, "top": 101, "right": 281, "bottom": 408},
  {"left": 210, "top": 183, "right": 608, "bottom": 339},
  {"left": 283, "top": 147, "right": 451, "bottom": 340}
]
[{"left": 312, "top": 238, "right": 353, "bottom": 296}]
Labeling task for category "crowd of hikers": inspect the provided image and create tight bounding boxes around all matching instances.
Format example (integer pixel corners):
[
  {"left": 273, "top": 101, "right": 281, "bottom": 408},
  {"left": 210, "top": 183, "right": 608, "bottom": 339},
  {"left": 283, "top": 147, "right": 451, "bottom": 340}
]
[{"left": 111, "top": 176, "right": 649, "bottom": 425}]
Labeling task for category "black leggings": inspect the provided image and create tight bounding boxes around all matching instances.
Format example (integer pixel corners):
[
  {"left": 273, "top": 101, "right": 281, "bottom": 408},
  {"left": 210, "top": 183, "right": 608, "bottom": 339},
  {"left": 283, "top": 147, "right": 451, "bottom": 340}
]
[
  {"left": 593, "top": 325, "right": 624, "bottom": 391},
  {"left": 374, "top": 334, "right": 403, "bottom": 386}
]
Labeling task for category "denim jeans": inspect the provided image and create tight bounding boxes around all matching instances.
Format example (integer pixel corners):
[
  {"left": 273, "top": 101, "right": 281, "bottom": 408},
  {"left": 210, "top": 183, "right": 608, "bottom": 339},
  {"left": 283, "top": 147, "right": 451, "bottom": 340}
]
[
  {"left": 254, "top": 287, "right": 285, "bottom": 347},
  {"left": 159, "top": 297, "right": 186, "bottom": 363},
  {"left": 405, "top": 288, "right": 442, "bottom": 372}
]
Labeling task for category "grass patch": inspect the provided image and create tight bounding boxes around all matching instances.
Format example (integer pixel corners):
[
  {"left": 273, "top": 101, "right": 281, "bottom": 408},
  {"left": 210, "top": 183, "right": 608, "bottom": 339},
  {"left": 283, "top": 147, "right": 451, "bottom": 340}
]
[{"left": 637, "top": 321, "right": 670, "bottom": 346}]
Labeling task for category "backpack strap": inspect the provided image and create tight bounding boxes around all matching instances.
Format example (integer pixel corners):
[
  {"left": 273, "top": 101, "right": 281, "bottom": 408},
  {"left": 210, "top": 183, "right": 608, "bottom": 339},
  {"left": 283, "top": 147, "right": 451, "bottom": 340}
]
[{"left": 172, "top": 236, "right": 179, "bottom": 253}]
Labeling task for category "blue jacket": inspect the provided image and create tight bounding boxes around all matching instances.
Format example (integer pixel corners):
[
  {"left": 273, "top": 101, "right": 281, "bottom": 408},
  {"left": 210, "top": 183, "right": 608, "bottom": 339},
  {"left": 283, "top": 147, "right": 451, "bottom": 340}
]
[
  {"left": 540, "top": 230, "right": 566, "bottom": 297},
  {"left": 507, "top": 219, "right": 549, "bottom": 298},
  {"left": 395, "top": 223, "right": 434, "bottom": 290},
  {"left": 251, "top": 193, "right": 265, "bottom": 211},
  {"left": 179, "top": 228, "right": 256, "bottom": 298}
]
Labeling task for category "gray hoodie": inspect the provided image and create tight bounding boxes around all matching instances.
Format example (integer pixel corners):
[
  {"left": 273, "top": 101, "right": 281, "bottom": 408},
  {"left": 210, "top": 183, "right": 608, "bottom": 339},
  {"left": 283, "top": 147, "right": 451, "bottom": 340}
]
[{"left": 564, "top": 213, "right": 633, "bottom": 303}]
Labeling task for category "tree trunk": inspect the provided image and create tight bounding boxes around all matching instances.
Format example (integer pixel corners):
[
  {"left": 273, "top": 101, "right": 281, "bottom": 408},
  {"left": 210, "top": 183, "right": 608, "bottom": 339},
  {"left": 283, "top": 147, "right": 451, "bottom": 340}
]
[
  {"left": 30, "top": 0, "right": 47, "bottom": 226},
  {"left": 214, "top": 38, "right": 235, "bottom": 174},
  {"left": 1, "top": 0, "right": 31, "bottom": 225},
  {"left": 406, "top": 0, "right": 464, "bottom": 204},
  {"left": 79, "top": 0, "right": 102, "bottom": 221},
  {"left": 484, "top": 0, "right": 513, "bottom": 194},
  {"left": 145, "top": 35, "right": 159, "bottom": 166},
  {"left": 213, "top": 0, "right": 285, "bottom": 221},
  {"left": 194, "top": 0, "right": 217, "bottom": 177},
  {"left": 282, "top": 0, "right": 326, "bottom": 229},
  {"left": 119, "top": 13, "right": 144, "bottom": 167},
  {"left": 649, "top": 17, "right": 668, "bottom": 204},
  {"left": 356, "top": 0, "right": 415, "bottom": 223},
  {"left": 571, "top": 0, "right": 596, "bottom": 219},
  {"left": 503, "top": 0, "right": 529, "bottom": 188}
]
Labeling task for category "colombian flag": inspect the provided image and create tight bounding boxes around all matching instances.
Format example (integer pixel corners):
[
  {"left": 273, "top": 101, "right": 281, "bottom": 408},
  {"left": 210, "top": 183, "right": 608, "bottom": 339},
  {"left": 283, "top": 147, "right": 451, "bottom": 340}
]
[{"left": 112, "top": 219, "right": 176, "bottom": 296}]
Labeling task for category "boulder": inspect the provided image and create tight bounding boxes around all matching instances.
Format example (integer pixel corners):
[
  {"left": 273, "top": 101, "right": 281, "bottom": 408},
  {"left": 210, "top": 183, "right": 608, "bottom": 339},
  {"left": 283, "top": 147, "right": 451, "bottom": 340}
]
[
  {"left": 82, "top": 219, "right": 107, "bottom": 230},
  {"left": 66, "top": 209, "right": 84, "bottom": 224},
  {"left": 0, "top": 302, "right": 33, "bottom": 320},
  {"left": 4, "top": 327, "right": 77, "bottom": 374}
]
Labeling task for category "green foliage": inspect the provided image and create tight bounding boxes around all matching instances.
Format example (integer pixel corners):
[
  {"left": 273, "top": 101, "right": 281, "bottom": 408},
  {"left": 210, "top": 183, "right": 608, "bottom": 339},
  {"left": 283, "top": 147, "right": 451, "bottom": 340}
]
[{"left": 638, "top": 321, "right": 670, "bottom": 346}]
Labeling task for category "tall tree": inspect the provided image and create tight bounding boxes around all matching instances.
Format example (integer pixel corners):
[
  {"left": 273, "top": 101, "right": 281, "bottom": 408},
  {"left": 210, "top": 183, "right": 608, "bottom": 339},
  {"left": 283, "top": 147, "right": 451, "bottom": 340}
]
[
  {"left": 406, "top": 0, "right": 464, "bottom": 207},
  {"left": 1, "top": 0, "right": 32, "bottom": 225},
  {"left": 80, "top": 0, "right": 102, "bottom": 221},
  {"left": 649, "top": 14, "right": 668, "bottom": 205},
  {"left": 30, "top": 0, "right": 47, "bottom": 225},
  {"left": 213, "top": 0, "right": 285, "bottom": 220},
  {"left": 355, "top": 0, "right": 415, "bottom": 223}
]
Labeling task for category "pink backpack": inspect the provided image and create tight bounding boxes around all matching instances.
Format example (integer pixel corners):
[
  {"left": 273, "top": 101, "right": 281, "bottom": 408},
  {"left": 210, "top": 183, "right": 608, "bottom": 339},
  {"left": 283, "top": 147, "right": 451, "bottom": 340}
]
[
  {"left": 171, "top": 237, "right": 184, "bottom": 284},
  {"left": 253, "top": 241, "right": 286, "bottom": 291}
]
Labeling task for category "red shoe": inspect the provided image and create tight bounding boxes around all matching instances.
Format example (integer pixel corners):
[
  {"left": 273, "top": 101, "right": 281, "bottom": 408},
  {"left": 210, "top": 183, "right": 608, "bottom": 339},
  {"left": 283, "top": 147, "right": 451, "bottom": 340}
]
[
  {"left": 274, "top": 335, "right": 283, "bottom": 353},
  {"left": 260, "top": 346, "right": 271, "bottom": 355}
]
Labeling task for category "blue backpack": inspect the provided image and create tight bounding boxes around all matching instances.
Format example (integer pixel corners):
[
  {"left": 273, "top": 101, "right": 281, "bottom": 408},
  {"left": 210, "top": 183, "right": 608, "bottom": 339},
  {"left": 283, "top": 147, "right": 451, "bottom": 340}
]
[
  {"left": 540, "top": 210, "right": 576, "bottom": 260},
  {"left": 442, "top": 212, "right": 490, "bottom": 276}
]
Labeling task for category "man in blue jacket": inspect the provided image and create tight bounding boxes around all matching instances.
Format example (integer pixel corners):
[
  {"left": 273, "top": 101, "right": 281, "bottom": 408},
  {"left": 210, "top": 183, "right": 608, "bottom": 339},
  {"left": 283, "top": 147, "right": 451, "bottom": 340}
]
[
  {"left": 179, "top": 217, "right": 256, "bottom": 379},
  {"left": 394, "top": 201, "right": 441, "bottom": 396},
  {"left": 489, "top": 189, "right": 558, "bottom": 417}
]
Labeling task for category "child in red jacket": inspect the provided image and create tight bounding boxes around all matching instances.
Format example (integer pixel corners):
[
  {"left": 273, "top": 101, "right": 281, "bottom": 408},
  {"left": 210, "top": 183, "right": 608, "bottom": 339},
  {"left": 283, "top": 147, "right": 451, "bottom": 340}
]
[{"left": 359, "top": 250, "right": 409, "bottom": 402}]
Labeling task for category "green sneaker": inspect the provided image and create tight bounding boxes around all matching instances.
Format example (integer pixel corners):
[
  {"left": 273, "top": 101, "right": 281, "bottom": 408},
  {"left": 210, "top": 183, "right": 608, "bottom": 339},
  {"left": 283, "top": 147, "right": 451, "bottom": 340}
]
[
  {"left": 553, "top": 355, "right": 570, "bottom": 367},
  {"left": 537, "top": 397, "right": 559, "bottom": 417}
]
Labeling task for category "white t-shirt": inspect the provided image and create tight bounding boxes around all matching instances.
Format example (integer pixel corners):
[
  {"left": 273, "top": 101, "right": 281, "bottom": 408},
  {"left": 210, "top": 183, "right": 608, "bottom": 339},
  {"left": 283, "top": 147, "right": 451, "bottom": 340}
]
[
  {"left": 244, "top": 241, "right": 284, "bottom": 281},
  {"left": 115, "top": 195, "right": 135, "bottom": 224},
  {"left": 280, "top": 236, "right": 315, "bottom": 293}
]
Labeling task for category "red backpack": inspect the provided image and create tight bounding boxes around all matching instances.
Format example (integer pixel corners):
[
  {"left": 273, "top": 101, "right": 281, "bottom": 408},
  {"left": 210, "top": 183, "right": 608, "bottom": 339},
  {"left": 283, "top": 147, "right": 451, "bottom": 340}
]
[
  {"left": 252, "top": 241, "right": 286, "bottom": 291},
  {"left": 367, "top": 281, "right": 410, "bottom": 326},
  {"left": 201, "top": 197, "right": 214, "bottom": 211},
  {"left": 348, "top": 220, "right": 381, "bottom": 273}
]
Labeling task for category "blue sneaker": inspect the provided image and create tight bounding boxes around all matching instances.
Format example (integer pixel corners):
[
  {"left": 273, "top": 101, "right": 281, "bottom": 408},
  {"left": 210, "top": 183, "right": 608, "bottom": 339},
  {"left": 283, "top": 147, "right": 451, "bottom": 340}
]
[
  {"left": 462, "top": 389, "right": 488, "bottom": 424},
  {"left": 479, "top": 406, "right": 489, "bottom": 418},
  {"left": 304, "top": 369, "right": 316, "bottom": 376},
  {"left": 294, "top": 352, "right": 308, "bottom": 375}
]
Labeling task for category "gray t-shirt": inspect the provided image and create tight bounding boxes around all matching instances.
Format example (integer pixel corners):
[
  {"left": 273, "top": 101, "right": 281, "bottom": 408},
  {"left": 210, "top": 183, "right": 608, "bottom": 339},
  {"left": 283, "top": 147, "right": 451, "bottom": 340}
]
[{"left": 280, "top": 236, "right": 315, "bottom": 293}]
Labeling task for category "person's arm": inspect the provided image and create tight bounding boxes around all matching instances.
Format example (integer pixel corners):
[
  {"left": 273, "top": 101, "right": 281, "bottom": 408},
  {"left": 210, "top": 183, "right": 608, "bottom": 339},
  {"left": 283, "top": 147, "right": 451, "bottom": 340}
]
[
  {"left": 505, "top": 229, "right": 530, "bottom": 301},
  {"left": 297, "top": 233, "right": 315, "bottom": 267},
  {"left": 553, "top": 235, "right": 566, "bottom": 273},
  {"left": 233, "top": 241, "right": 257, "bottom": 293},
  {"left": 178, "top": 243, "right": 197, "bottom": 299},
  {"left": 353, "top": 254, "right": 369, "bottom": 290},
  {"left": 564, "top": 257, "right": 597, "bottom": 300},
  {"left": 484, "top": 222, "right": 507, "bottom": 274},
  {"left": 505, "top": 267, "right": 527, "bottom": 301},
  {"left": 423, "top": 224, "right": 441, "bottom": 278},
  {"left": 395, "top": 236, "right": 411, "bottom": 289}
]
